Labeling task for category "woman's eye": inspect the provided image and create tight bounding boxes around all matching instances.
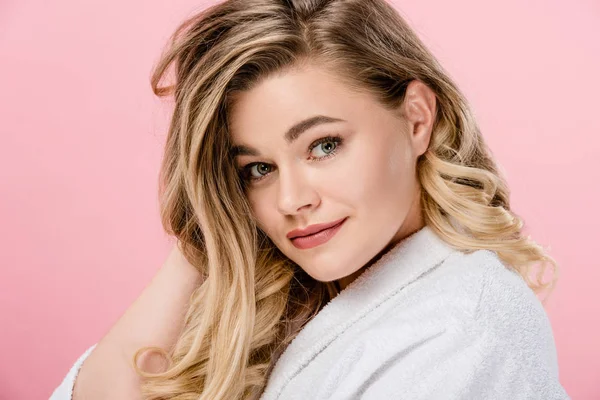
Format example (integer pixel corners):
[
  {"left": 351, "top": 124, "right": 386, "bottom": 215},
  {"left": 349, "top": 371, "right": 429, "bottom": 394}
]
[
  {"left": 239, "top": 135, "right": 344, "bottom": 185},
  {"left": 237, "top": 162, "right": 273, "bottom": 185},
  {"left": 310, "top": 139, "right": 339, "bottom": 158},
  {"left": 248, "top": 163, "right": 272, "bottom": 179},
  {"left": 310, "top": 136, "right": 342, "bottom": 159}
]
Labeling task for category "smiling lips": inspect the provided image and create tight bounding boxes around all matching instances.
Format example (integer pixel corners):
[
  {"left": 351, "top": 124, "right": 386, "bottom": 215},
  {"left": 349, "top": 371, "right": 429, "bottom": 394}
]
[{"left": 288, "top": 217, "right": 348, "bottom": 250}]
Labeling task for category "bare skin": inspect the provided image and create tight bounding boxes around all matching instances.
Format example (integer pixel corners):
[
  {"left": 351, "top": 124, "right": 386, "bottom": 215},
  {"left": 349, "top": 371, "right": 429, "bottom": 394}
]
[
  {"left": 229, "top": 63, "right": 435, "bottom": 290},
  {"left": 71, "top": 64, "right": 436, "bottom": 398},
  {"left": 72, "top": 244, "right": 203, "bottom": 399}
]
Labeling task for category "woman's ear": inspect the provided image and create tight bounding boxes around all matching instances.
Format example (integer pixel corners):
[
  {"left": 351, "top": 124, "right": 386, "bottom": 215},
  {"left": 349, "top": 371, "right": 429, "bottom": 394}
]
[{"left": 400, "top": 79, "right": 437, "bottom": 157}]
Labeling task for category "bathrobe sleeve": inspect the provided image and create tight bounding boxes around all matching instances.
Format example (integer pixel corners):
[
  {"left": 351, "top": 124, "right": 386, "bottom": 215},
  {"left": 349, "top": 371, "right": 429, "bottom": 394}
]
[
  {"left": 327, "top": 272, "right": 571, "bottom": 400},
  {"left": 49, "top": 343, "right": 97, "bottom": 400}
]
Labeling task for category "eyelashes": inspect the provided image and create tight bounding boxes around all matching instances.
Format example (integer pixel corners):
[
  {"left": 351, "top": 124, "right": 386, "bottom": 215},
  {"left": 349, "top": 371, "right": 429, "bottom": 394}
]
[{"left": 238, "top": 135, "right": 344, "bottom": 185}]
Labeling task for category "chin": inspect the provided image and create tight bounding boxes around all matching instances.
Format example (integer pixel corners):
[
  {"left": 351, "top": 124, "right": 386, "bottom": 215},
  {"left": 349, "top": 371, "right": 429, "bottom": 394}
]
[
  {"left": 306, "top": 271, "right": 338, "bottom": 283},
  {"left": 305, "top": 262, "right": 351, "bottom": 283}
]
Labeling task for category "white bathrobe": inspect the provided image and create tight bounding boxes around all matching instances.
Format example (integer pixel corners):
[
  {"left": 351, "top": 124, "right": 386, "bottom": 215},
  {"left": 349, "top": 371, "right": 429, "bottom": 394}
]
[{"left": 51, "top": 226, "right": 570, "bottom": 399}]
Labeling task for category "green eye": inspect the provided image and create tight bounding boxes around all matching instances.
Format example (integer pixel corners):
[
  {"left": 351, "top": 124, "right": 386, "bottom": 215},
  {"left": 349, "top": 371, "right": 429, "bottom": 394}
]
[
  {"left": 308, "top": 136, "right": 343, "bottom": 160},
  {"left": 250, "top": 163, "right": 271, "bottom": 178},
  {"left": 237, "top": 162, "right": 272, "bottom": 184},
  {"left": 238, "top": 134, "right": 344, "bottom": 185},
  {"left": 311, "top": 140, "right": 338, "bottom": 157}
]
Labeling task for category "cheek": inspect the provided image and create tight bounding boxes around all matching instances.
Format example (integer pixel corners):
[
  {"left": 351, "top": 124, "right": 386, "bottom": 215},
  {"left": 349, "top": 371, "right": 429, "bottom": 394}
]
[
  {"left": 339, "top": 138, "right": 414, "bottom": 205},
  {"left": 246, "top": 192, "right": 272, "bottom": 233},
  {"left": 341, "top": 142, "right": 415, "bottom": 209}
]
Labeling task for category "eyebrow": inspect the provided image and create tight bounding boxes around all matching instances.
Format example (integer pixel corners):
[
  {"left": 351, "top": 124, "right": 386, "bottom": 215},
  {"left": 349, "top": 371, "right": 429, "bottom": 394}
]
[{"left": 230, "top": 115, "right": 345, "bottom": 157}]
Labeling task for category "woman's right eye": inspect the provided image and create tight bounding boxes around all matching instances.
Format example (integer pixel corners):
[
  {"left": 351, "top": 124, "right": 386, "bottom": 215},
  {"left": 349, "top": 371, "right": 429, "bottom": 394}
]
[{"left": 242, "top": 162, "right": 273, "bottom": 183}]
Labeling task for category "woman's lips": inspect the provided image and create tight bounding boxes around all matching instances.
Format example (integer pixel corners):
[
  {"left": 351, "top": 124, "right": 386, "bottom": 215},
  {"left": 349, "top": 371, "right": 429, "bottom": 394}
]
[{"left": 290, "top": 217, "right": 347, "bottom": 250}]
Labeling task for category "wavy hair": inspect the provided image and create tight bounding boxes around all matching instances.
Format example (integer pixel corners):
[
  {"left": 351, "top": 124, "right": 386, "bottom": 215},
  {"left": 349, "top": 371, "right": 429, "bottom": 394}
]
[{"left": 131, "top": 0, "right": 559, "bottom": 398}]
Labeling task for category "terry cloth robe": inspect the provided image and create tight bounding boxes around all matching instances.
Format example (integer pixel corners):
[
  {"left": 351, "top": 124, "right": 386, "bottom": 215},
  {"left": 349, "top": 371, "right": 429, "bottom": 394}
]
[{"left": 50, "top": 226, "right": 570, "bottom": 400}]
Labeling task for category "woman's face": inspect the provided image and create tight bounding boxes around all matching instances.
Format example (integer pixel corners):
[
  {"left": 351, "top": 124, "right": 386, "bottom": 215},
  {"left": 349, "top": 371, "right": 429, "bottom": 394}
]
[{"left": 228, "top": 63, "right": 436, "bottom": 289}]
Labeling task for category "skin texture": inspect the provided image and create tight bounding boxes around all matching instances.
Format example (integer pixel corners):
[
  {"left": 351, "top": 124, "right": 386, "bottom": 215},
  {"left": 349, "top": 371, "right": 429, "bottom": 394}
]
[
  {"left": 71, "top": 65, "right": 437, "bottom": 400},
  {"left": 229, "top": 63, "right": 437, "bottom": 290},
  {"left": 72, "top": 244, "right": 203, "bottom": 400}
]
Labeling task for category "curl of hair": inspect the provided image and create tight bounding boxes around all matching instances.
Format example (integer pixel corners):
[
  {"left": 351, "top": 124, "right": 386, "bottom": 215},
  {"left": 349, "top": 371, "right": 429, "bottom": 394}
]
[{"left": 130, "top": 0, "right": 559, "bottom": 398}]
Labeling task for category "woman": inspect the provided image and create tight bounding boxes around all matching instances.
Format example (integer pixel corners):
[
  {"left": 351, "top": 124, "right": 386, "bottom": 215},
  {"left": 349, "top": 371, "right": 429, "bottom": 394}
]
[{"left": 51, "top": 0, "right": 570, "bottom": 399}]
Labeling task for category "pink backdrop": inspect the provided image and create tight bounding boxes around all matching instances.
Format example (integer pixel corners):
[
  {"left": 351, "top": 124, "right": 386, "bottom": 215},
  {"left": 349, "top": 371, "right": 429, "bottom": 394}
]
[{"left": 1, "top": 0, "right": 598, "bottom": 398}]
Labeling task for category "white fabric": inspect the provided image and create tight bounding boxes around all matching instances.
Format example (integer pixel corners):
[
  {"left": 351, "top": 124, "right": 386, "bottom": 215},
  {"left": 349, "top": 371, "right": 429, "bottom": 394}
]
[
  {"left": 258, "top": 226, "right": 569, "bottom": 399},
  {"left": 50, "top": 226, "right": 570, "bottom": 399},
  {"left": 50, "top": 343, "right": 97, "bottom": 399}
]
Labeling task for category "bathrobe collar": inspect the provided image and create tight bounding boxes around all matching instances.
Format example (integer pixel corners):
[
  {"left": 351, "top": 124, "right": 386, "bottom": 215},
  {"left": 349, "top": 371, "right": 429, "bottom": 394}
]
[{"left": 262, "top": 225, "right": 457, "bottom": 399}]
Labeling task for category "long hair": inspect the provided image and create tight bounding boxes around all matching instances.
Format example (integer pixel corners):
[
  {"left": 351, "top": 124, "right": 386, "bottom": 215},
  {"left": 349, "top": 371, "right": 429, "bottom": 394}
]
[{"left": 131, "top": 0, "right": 559, "bottom": 398}]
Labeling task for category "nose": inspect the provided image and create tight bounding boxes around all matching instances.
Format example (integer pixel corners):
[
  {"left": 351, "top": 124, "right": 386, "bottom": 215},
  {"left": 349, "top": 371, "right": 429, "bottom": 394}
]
[{"left": 276, "top": 165, "right": 320, "bottom": 216}]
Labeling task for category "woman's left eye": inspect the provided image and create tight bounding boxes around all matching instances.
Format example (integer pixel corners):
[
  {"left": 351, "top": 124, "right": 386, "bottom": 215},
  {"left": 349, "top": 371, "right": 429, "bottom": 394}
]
[{"left": 309, "top": 136, "right": 343, "bottom": 159}]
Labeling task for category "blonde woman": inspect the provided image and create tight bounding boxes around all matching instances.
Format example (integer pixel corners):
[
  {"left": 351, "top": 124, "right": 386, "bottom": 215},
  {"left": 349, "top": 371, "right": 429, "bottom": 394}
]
[{"left": 51, "top": 0, "right": 570, "bottom": 399}]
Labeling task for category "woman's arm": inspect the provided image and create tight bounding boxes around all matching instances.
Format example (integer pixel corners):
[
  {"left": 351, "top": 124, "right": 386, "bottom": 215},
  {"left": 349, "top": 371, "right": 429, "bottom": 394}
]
[{"left": 72, "top": 243, "right": 204, "bottom": 400}]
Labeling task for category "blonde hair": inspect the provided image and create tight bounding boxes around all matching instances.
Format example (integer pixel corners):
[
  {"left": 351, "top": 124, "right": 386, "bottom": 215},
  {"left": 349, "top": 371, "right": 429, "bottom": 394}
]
[{"left": 132, "top": 0, "right": 559, "bottom": 398}]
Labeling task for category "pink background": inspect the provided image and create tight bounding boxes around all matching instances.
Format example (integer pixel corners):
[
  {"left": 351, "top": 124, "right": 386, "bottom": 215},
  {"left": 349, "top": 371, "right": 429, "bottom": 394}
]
[{"left": 1, "top": 0, "right": 599, "bottom": 398}]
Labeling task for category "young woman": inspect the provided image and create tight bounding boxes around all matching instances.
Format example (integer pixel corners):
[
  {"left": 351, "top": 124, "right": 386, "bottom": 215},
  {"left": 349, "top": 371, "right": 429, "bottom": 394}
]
[{"left": 51, "top": 0, "right": 570, "bottom": 399}]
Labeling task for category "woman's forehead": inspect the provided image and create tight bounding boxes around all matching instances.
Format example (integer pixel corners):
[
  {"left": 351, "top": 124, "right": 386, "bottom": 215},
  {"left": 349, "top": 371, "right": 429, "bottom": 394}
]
[{"left": 227, "top": 68, "right": 378, "bottom": 143}]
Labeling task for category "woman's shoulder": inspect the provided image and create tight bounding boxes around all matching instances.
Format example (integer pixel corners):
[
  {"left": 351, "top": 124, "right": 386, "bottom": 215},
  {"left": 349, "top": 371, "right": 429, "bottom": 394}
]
[
  {"left": 327, "top": 249, "right": 566, "bottom": 399},
  {"left": 442, "top": 248, "right": 552, "bottom": 329},
  {"left": 379, "top": 247, "right": 551, "bottom": 331},
  {"left": 462, "top": 249, "right": 558, "bottom": 349},
  {"left": 370, "top": 247, "right": 559, "bottom": 368}
]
